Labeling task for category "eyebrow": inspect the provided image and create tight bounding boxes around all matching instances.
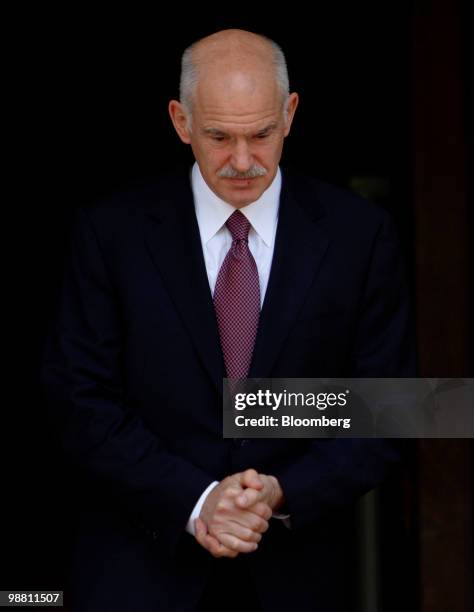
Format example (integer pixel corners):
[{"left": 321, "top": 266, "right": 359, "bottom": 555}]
[
  {"left": 203, "top": 128, "right": 227, "bottom": 137},
  {"left": 255, "top": 123, "right": 278, "bottom": 136},
  {"left": 202, "top": 122, "right": 278, "bottom": 138}
]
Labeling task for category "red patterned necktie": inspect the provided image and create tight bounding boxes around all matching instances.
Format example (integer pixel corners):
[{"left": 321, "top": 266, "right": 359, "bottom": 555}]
[{"left": 213, "top": 210, "right": 260, "bottom": 381}]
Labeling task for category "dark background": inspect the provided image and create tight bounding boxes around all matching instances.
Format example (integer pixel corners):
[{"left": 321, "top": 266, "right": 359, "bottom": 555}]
[{"left": 4, "top": 1, "right": 473, "bottom": 611}]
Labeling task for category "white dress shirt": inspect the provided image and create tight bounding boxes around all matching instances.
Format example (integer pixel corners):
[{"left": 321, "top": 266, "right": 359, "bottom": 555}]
[
  {"left": 192, "top": 161, "right": 280, "bottom": 305},
  {"left": 186, "top": 162, "right": 288, "bottom": 536}
]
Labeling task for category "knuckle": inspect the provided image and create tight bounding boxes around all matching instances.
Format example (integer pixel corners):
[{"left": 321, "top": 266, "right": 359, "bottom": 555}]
[
  {"left": 220, "top": 534, "right": 237, "bottom": 551},
  {"left": 209, "top": 528, "right": 222, "bottom": 542},
  {"left": 208, "top": 540, "right": 218, "bottom": 552},
  {"left": 264, "top": 507, "right": 273, "bottom": 521},
  {"left": 225, "top": 486, "right": 240, "bottom": 499},
  {"left": 246, "top": 490, "right": 258, "bottom": 503},
  {"left": 245, "top": 518, "right": 255, "bottom": 531},
  {"left": 241, "top": 527, "right": 254, "bottom": 541},
  {"left": 247, "top": 530, "right": 261, "bottom": 543},
  {"left": 225, "top": 537, "right": 238, "bottom": 551},
  {"left": 233, "top": 537, "right": 245, "bottom": 551},
  {"left": 235, "top": 537, "right": 252, "bottom": 553},
  {"left": 212, "top": 543, "right": 224, "bottom": 556},
  {"left": 250, "top": 516, "right": 263, "bottom": 531}
]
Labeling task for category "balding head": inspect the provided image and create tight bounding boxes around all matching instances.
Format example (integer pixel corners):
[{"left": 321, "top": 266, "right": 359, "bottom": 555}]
[
  {"left": 168, "top": 29, "right": 298, "bottom": 207},
  {"left": 180, "top": 29, "right": 289, "bottom": 122},
  {"left": 192, "top": 28, "right": 276, "bottom": 64}
]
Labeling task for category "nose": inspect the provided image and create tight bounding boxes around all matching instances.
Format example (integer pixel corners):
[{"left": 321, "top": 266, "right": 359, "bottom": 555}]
[{"left": 231, "top": 139, "right": 253, "bottom": 173}]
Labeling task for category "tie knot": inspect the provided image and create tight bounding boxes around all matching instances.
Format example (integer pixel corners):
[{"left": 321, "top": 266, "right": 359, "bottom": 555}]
[{"left": 226, "top": 210, "right": 251, "bottom": 242}]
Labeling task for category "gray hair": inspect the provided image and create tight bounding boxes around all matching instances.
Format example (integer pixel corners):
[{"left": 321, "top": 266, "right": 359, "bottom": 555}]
[{"left": 179, "top": 34, "right": 290, "bottom": 129}]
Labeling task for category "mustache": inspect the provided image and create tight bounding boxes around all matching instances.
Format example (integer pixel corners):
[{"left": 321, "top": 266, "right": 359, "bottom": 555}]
[{"left": 217, "top": 164, "right": 268, "bottom": 179}]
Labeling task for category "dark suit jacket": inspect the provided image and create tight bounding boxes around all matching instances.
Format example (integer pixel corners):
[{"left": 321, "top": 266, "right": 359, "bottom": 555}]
[{"left": 41, "top": 169, "right": 416, "bottom": 611}]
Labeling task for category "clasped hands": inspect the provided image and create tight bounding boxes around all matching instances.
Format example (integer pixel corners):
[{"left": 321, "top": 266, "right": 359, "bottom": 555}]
[{"left": 195, "top": 469, "right": 284, "bottom": 558}]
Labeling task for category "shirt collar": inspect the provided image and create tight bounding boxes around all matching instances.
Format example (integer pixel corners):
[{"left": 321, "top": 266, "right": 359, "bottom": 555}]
[{"left": 191, "top": 162, "right": 281, "bottom": 247}]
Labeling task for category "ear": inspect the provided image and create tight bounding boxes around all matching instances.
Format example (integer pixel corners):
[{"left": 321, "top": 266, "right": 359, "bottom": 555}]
[
  {"left": 283, "top": 92, "right": 299, "bottom": 137},
  {"left": 168, "top": 100, "right": 192, "bottom": 144}
]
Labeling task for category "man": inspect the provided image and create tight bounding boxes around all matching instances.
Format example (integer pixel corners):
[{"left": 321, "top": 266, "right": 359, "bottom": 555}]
[{"left": 42, "top": 29, "right": 416, "bottom": 611}]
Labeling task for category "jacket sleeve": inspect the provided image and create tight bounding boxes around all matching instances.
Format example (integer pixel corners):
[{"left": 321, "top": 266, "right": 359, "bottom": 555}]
[
  {"left": 274, "top": 211, "right": 417, "bottom": 529},
  {"left": 41, "top": 207, "right": 215, "bottom": 554}
]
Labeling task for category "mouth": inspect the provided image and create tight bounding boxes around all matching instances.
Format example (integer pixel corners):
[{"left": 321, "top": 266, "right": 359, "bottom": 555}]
[{"left": 224, "top": 177, "right": 257, "bottom": 186}]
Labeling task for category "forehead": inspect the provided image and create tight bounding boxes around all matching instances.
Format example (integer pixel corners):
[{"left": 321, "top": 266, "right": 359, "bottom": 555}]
[{"left": 194, "top": 68, "right": 282, "bottom": 131}]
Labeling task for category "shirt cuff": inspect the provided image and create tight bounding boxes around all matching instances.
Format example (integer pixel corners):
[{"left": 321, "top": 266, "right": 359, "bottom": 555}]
[
  {"left": 272, "top": 511, "right": 291, "bottom": 529},
  {"left": 186, "top": 481, "right": 219, "bottom": 536}
]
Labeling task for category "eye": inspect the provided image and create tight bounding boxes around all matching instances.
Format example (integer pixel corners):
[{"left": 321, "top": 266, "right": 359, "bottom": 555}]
[{"left": 255, "top": 133, "right": 270, "bottom": 140}]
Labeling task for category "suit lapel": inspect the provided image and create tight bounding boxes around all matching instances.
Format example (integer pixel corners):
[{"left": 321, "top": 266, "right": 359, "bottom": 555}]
[
  {"left": 249, "top": 174, "right": 330, "bottom": 378},
  {"left": 142, "top": 172, "right": 329, "bottom": 389},
  {"left": 143, "top": 176, "right": 225, "bottom": 393}
]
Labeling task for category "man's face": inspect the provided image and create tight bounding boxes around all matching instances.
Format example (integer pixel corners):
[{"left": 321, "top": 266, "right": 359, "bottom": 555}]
[{"left": 170, "top": 71, "right": 298, "bottom": 207}]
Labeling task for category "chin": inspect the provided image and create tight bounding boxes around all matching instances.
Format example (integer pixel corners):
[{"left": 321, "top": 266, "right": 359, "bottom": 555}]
[
  {"left": 228, "top": 194, "right": 260, "bottom": 208},
  {"left": 225, "top": 186, "right": 266, "bottom": 207}
]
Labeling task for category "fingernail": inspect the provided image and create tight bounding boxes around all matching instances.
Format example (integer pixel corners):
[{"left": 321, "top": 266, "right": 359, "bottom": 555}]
[{"left": 237, "top": 494, "right": 247, "bottom": 505}]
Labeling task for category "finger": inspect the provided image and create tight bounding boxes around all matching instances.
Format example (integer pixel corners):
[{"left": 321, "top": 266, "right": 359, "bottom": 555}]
[
  {"left": 205, "top": 534, "right": 238, "bottom": 558},
  {"left": 211, "top": 499, "right": 269, "bottom": 532},
  {"left": 217, "top": 519, "right": 263, "bottom": 543},
  {"left": 195, "top": 519, "right": 237, "bottom": 558},
  {"left": 235, "top": 487, "right": 264, "bottom": 509},
  {"left": 221, "top": 513, "right": 269, "bottom": 535},
  {"left": 213, "top": 497, "right": 269, "bottom": 534},
  {"left": 195, "top": 517, "right": 208, "bottom": 533},
  {"left": 195, "top": 518, "right": 214, "bottom": 549},
  {"left": 223, "top": 485, "right": 244, "bottom": 500},
  {"left": 240, "top": 468, "right": 264, "bottom": 490},
  {"left": 247, "top": 501, "right": 273, "bottom": 521},
  {"left": 217, "top": 532, "right": 259, "bottom": 553}
]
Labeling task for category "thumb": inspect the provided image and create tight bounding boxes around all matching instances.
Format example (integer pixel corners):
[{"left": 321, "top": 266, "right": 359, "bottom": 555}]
[
  {"left": 240, "top": 468, "right": 263, "bottom": 490},
  {"left": 195, "top": 518, "right": 207, "bottom": 539}
]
